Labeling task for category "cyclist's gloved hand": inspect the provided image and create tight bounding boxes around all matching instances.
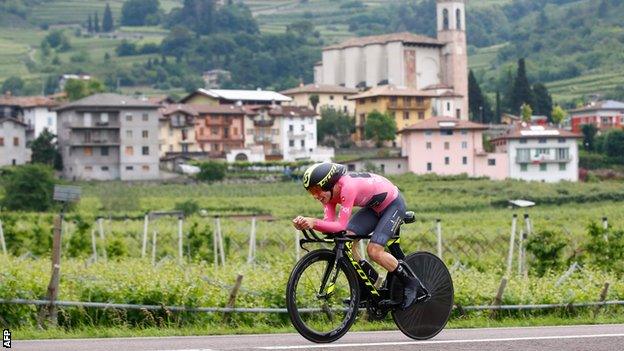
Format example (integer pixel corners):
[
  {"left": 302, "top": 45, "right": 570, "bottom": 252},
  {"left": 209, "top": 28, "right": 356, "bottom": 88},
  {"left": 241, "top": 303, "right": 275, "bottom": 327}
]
[{"left": 293, "top": 216, "right": 315, "bottom": 230}]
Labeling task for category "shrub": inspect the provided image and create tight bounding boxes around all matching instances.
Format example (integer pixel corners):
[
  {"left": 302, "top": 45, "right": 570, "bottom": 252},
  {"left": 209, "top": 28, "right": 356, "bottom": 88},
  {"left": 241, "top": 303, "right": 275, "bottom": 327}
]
[
  {"left": 1, "top": 164, "right": 55, "bottom": 212},
  {"left": 582, "top": 222, "right": 624, "bottom": 274},
  {"left": 174, "top": 199, "right": 199, "bottom": 216},
  {"left": 526, "top": 229, "right": 567, "bottom": 277},
  {"left": 196, "top": 161, "right": 227, "bottom": 182}
]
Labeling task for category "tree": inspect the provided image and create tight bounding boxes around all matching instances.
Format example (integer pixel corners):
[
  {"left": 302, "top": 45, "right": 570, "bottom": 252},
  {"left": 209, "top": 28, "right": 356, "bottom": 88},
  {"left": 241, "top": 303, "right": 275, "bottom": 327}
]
[
  {"left": 581, "top": 124, "right": 598, "bottom": 151},
  {"left": 468, "top": 70, "right": 492, "bottom": 122},
  {"left": 161, "top": 26, "right": 193, "bottom": 56},
  {"left": 364, "top": 110, "right": 397, "bottom": 147},
  {"left": 495, "top": 90, "right": 501, "bottom": 124},
  {"left": 94, "top": 11, "right": 100, "bottom": 32},
  {"left": 121, "top": 0, "right": 161, "bottom": 26},
  {"left": 532, "top": 83, "right": 553, "bottom": 119},
  {"left": 309, "top": 94, "right": 319, "bottom": 112},
  {"left": 116, "top": 40, "right": 137, "bottom": 56},
  {"left": 1, "top": 76, "right": 24, "bottom": 95},
  {"left": 511, "top": 58, "right": 534, "bottom": 114},
  {"left": 603, "top": 130, "right": 624, "bottom": 159},
  {"left": 1, "top": 164, "right": 56, "bottom": 212},
  {"left": 520, "top": 103, "right": 532, "bottom": 123},
  {"left": 29, "top": 129, "right": 63, "bottom": 170},
  {"left": 598, "top": 0, "right": 609, "bottom": 18},
  {"left": 317, "top": 107, "right": 354, "bottom": 147},
  {"left": 87, "top": 14, "right": 93, "bottom": 33},
  {"left": 551, "top": 105, "right": 566, "bottom": 127},
  {"left": 102, "top": 3, "right": 114, "bottom": 32},
  {"left": 64, "top": 78, "right": 106, "bottom": 101}
]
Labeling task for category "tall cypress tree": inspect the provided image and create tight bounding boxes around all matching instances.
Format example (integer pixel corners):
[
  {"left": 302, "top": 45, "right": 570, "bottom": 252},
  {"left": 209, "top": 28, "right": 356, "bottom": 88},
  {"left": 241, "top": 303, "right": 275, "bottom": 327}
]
[
  {"left": 94, "top": 11, "right": 100, "bottom": 32},
  {"left": 532, "top": 83, "right": 553, "bottom": 120},
  {"left": 511, "top": 58, "right": 534, "bottom": 114},
  {"left": 495, "top": 90, "right": 501, "bottom": 124},
  {"left": 87, "top": 14, "right": 93, "bottom": 33},
  {"left": 103, "top": 3, "right": 114, "bottom": 32},
  {"left": 468, "top": 70, "right": 492, "bottom": 123}
]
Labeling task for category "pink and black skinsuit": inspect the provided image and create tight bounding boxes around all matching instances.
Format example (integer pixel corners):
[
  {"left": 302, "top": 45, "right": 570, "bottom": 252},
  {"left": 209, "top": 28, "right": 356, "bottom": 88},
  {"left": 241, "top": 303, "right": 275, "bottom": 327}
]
[{"left": 312, "top": 172, "right": 407, "bottom": 246}]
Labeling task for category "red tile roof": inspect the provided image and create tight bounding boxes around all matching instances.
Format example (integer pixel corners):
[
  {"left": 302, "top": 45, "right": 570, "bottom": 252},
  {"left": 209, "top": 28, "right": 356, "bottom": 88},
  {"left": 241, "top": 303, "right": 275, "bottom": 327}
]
[
  {"left": 193, "top": 104, "right": 246, "bottom": 115},
  {"left": 0, "top": 95, "right": 59, "bottom": 108},
  {"left": 490, "top": 125, "right": 582, "bottom": 142}
]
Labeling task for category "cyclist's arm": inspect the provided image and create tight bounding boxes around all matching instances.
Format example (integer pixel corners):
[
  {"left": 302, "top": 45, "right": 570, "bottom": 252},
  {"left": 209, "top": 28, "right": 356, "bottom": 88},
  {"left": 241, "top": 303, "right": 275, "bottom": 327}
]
[
  {"left": 323, "top": 203, "right": 337, "bottom": 221},
  {"left": 313, "top": 192, "right": 355, "bottom": 233}
]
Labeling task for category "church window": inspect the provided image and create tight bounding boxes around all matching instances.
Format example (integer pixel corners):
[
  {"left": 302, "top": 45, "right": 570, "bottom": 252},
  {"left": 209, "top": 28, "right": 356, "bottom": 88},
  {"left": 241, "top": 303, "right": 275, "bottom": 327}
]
[
  {"left": 456, "top": 9, "right": 462, "bottom": 30},
  {"left": 443, "top": 9, "right": 449, "bottom": 30}
]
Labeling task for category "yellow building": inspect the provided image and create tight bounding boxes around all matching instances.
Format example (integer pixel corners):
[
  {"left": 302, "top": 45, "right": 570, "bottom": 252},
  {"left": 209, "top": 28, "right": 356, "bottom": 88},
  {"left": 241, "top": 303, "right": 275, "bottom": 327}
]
[
  {"left": 159, "top": 104, "right": 201, "bottom": 156},
  {"left": 280, "top": 84, "right": 358, "bottom": 115},
  {"left": 349, "top": 85, "right": 437, "bottom": 144}
]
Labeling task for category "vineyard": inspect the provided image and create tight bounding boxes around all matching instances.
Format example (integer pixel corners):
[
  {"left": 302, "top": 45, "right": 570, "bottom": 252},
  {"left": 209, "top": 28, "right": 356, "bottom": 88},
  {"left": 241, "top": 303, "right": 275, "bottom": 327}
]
[{"left": 1, "top": 174, "right": 624, "bottom": 329}]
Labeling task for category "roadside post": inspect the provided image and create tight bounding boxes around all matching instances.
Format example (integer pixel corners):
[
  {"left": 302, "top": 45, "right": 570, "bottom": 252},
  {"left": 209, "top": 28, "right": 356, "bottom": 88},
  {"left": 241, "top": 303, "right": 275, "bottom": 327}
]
[{"left": 39, "top": 185, "right": 81, "bottom": 327}]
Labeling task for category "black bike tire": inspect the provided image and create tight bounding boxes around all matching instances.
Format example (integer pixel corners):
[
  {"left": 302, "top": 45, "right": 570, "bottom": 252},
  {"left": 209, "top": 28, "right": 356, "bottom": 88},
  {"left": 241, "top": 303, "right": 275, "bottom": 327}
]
[
  {"left": 390, "top": 251, "right": 454, "bottom": 340},
  {"left": 286, "top": 249, "right": 361, "bottom": 343}
]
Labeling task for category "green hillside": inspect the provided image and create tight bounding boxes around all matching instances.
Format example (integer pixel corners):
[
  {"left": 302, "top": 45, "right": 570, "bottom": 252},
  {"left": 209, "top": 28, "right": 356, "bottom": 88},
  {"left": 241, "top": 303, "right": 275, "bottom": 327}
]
[{"left": 0, "top": 0, "right": 622, "bottom": 105}]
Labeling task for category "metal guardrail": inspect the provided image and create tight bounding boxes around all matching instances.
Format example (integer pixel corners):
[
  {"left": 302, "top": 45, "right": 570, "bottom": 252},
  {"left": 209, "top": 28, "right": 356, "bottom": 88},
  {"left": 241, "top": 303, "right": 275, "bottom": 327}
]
[{"left": 1, "top": 298, "right": 623, "bottom": 314}]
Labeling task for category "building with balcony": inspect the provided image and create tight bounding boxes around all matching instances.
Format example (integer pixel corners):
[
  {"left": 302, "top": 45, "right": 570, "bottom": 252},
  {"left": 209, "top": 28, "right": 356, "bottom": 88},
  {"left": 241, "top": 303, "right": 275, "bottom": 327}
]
[
  {"left": 237, "top": 105, "right": 333, "bottom": 162},
  {"left": 194, "top": 104, "right": 246, "bottom": 158},
  {"left": 0, "top": 117, "right": 29, "bottom": 166},
  {"left": 349, "top": 85, "right": 438, "bottom": 144},
  {"left": 0, "top": 94, "right": 59, "bottom": 141},
  {"left": 56, "top": 93, "right": 160, "bottom": 181},
  {"left": 490, "top": 125, "right": 582, "bottom": 183},
  {"left": 568, "top": 100, "right": 624, "bottom": 133},
  {"left": 159, "top": 104, "right": 201, "bottom": 157},
  {"left": 280, "top": 84, "right": 358, "bottom": 115},
  {"left": 400, "top": 117, "right": 507, "bottom": 179}
]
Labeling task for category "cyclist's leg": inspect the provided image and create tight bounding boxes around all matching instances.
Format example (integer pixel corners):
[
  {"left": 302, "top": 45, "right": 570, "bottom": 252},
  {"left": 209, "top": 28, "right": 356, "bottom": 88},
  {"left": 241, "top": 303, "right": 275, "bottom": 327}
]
[
  {"left": 346, "top": 207, "right": 378, "bottom": 262},
  {"left": 367, "top": 194, "right": 407, "bottom": 271}
]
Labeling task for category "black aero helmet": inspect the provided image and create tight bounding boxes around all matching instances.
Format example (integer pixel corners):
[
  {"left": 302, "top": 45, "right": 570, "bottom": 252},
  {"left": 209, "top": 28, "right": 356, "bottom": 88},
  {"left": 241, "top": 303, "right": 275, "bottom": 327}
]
[{"left": 302, "top": 162, "right": 347, "bottom": 191}]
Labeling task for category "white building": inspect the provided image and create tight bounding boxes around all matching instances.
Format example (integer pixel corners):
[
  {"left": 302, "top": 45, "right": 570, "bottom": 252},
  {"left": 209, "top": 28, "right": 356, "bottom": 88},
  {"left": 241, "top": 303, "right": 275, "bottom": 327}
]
[
  {"left": 314, "top": 0, "right": 468, "bottom": 119},
  {"left": 490, "top": 125, "right": 582, "bottom": 183},
  {"left": 0, "top": 95, "right": 59, "bottom": 140},
  {"left": 233, "top": 105, "right": 333, "bottom": 162},
  {"left": 0, "top": 117, "right": 29, "bottom": 166}
]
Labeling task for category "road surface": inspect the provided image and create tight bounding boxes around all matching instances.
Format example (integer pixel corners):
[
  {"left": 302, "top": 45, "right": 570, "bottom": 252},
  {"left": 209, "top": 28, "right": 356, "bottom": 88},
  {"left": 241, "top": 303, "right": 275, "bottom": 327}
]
[{"left": 16, "top": 324, "right": 624, "bottom": 351}]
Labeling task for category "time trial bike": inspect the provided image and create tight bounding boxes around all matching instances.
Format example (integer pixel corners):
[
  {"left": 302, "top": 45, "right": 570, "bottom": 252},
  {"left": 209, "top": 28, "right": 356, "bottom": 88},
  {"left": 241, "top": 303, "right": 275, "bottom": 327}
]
[{"left": 285, "top": 211, "right": 454, "bottom": 343}]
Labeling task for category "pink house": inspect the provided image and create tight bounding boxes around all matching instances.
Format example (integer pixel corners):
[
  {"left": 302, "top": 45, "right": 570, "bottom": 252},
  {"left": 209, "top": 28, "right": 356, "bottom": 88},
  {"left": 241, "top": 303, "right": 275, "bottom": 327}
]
[{"left": 399, "top": 117, "right": 508, "bottom": 180}]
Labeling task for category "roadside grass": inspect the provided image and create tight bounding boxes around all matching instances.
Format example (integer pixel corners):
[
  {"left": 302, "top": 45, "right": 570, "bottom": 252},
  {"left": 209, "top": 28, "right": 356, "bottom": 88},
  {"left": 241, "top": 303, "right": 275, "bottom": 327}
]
[{"left": 15, "top": 310, "right": 624, "bottom": 340}]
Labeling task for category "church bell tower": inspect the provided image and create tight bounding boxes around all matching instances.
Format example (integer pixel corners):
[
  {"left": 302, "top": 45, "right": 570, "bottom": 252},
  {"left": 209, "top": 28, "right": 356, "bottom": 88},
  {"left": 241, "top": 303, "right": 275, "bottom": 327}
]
[{"left": 436, "top": 0, "right": 468, "bottom": 120}]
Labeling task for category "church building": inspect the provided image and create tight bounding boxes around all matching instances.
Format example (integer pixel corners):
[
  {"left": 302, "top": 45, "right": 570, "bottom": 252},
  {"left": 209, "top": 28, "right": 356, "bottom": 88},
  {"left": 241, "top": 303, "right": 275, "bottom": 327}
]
[{"left": 314, "top": 0, "right": 468, "bottom": 120}]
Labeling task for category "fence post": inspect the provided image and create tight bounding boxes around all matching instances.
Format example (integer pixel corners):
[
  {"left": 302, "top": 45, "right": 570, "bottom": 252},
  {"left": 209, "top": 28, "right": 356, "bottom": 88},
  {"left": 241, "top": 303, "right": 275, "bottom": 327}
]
[
  {"left": 602, "top": 217, "right": 608, "bottom": 230},
  {"left": 0, "top": 219, "right": 6, "bottom": 256},
  {"left": 224, "top": 274, "right": 244, "bottom": 323},
  {"left": 40, "top": 211, "right": 65, "bottom": 326},
  {"left": 90, "top": 228, "right": 98, "bottom": 262},
  {"left": 523, "top": 214, "right": 531, "bottom": 278},
  {"left": 213, "top": 217, "right": 219, "bottom": 268},
  {"left": 247, "top": 216, "right": 256, "bottom": 264},
  {"left": 518, "top": 228, "right": 524, "bottom": 276},
  {"left": 555, "top": 262, "right": 578, "bottom": 287},
  {"left": 593, "top": 282, "right": 610, "bottom": 317},
  {"left": 216, "top": 217, "right": 225, "bottom": 266},
  {"left": 490, "top": 277, "right": 507, "bottom": 319},
  {"left": 142, "top": 213, "right": 149, "bottom": 258},
  {"left": 97, "top": 218, "right": 107, "bottom": 262},
  {"left": 295, "top": 230, "right": 300, "bottom": 261},
  {"left": 506, "top": 214, "right": 517, "bottom": 277},
  {"left": 436, "top": 218, "right": 443, "bottom": 260},
  {"left": 151, "top": 230, "right": 157, "bottom": 266},
  {"left": 178, "top": 215, "right": 184, "bottom": 265}
]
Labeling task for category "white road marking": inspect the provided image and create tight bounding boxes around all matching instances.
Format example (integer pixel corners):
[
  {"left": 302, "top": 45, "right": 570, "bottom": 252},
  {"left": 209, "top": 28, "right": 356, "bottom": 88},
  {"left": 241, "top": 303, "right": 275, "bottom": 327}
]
[
  {"left": 257, "top": 333, "right": 624, "bottom": 349},
  {"left": 153, "top": 349, "right": 218, "bottom": 351}
]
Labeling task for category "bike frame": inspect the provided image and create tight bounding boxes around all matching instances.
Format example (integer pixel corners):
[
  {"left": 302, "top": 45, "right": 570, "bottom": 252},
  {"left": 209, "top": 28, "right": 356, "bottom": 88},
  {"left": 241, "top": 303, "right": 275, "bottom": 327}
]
[{"left": 300, "top": 229, "right": 406, "bottom": 305}]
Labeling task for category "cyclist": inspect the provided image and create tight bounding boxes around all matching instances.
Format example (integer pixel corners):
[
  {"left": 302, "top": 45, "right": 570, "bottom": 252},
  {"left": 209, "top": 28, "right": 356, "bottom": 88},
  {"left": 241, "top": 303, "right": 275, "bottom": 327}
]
[{"left": 293, "top": 162, "right": 429, "bottom": 309}]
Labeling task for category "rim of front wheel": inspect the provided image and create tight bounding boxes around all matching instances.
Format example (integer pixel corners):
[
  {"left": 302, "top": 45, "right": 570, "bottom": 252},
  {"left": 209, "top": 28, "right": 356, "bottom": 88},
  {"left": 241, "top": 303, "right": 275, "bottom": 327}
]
[{"left": 286, "top": 250, "right": 360, "bottom": 343}]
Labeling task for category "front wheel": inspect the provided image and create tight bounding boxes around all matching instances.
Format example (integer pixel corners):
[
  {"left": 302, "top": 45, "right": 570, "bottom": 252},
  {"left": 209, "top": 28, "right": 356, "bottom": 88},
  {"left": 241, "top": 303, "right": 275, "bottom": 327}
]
[
  {"left": 390, "top": 252, "right": 454, "bottom": 340},
  {"left": 286, "top": 249, "right": 360, "bottom": 343}
]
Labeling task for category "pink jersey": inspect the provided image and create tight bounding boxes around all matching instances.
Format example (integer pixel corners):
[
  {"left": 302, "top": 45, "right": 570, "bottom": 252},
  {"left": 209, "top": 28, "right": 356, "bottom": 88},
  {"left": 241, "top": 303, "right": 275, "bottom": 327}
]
[{"left": 313, "top": 172, "right": 399, "bottom": 233}]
